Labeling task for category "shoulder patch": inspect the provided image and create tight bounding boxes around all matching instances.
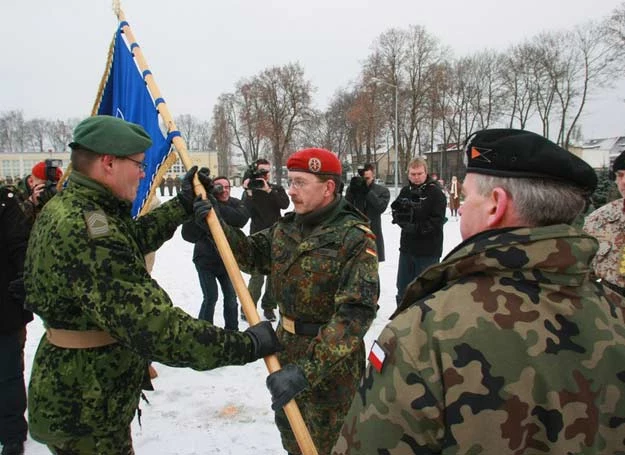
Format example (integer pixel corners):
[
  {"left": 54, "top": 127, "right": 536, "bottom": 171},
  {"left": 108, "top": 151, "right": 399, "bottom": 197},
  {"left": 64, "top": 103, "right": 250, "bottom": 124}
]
[
  {"left": 84, "top": 210, "right": 110, "bottom": 239},
  {"left": 368, "top": 340, "right": 388, "bottom": 373},
  {"left": 355, "top": 223, "right": 377, "bottom": 240}
]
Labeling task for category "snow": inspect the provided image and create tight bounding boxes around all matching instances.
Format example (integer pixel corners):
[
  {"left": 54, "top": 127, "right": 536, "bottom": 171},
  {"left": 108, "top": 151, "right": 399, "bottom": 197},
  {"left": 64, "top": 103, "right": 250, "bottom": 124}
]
[{"left": 21, "top": 187, "right": 463, "bottom": 454}]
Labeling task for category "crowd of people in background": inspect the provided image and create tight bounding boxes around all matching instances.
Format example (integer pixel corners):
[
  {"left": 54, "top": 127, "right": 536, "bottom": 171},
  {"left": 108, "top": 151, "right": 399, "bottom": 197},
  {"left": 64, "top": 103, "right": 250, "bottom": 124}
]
[{"left": 2, "top": 117, "right": 625, "bottom": 454}]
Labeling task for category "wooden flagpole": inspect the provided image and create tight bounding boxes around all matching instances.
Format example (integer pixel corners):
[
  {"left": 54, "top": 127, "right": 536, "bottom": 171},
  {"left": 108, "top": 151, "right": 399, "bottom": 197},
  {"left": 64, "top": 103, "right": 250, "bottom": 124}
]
[{"left": 112, "top": 3, "right": 318, "bottom": 454}]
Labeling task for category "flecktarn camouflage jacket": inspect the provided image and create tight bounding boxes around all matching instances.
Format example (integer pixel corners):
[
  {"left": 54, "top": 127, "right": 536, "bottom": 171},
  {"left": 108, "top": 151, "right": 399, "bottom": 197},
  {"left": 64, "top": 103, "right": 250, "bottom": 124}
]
[
  {"left": 333, "top": 224, "right": 625, "bottom": 455},
  {"left": 584, "top": 198, "right": 625, "bottom": 289},
  {"left": 24, "top": 172, "right": 255, "bottom": 445}
]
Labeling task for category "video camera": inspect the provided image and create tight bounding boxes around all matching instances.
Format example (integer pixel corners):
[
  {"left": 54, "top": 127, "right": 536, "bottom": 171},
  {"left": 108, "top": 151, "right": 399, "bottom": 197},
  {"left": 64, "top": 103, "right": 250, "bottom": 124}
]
[
  {"left": 391, "top": 197, "right": 419, "bottom": 225},
  {"left": 44, "top": 159, "right": 62, "bottom": 183},
  {"left": 245, "top": 164, "right": 269, "bottom": 190}
]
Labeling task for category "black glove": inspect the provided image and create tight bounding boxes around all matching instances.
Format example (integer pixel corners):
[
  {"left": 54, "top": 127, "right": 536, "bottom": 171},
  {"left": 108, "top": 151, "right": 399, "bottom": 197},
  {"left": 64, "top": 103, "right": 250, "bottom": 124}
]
[
  {"left": 197, "top": 167, "right": 213, "bottom": 194},
  {"left": 193, "top": 196, "right": 213, "bottom": 233},
  {"left": 266, "top": 364, "right": 309, "bottom": 411},
  {"left": 178, "top": 165, "right": 198, "bottom": 213},
  {"left": 8, "top": 277, "right": 26, "bottom": 306},
  {"left": 349, "top": 176, "right": 368, "bottom": 194},
  {"left": 245, "top": 321, "right": 282, "bottom": 360}
]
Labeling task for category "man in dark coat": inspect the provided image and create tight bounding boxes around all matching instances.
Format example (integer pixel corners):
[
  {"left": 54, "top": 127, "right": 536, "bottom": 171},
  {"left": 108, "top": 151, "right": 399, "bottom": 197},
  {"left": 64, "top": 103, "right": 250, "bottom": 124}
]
[
  {"left": 0, "top": 186, "right": 32, "bottom": 455},
  {"left": 345, "top": 163, "right": 390, "bottom": 261},
  {"left": 182, "top": 176, "right": 249, "bottom": 330},
  {"left": 391, "top": 156, "right": 447, "bottom": 304}
]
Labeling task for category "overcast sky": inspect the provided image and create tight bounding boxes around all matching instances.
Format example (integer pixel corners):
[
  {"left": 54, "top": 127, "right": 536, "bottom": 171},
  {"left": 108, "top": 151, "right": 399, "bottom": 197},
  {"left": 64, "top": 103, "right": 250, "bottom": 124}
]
[{"left": 3, "top": 0, "right": 624, "bottom": 139}]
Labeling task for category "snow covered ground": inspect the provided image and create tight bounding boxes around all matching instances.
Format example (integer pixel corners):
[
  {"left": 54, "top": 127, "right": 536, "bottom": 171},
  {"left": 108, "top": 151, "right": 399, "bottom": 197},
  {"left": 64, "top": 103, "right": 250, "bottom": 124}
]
[{"left": 21, "top": 187, "right": 463, "bottom": 454}]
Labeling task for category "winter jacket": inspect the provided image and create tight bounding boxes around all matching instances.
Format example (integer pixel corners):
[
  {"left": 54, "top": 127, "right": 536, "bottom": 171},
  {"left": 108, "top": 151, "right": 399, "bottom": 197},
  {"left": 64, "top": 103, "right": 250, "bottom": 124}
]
[
  {"left": 181, "top": 196, "right": 249, "bottom": 272},
  {"left": 333, "top": 224, "right": 625, "bottom": 455},
  {"left": 242, "top": 183, "right": 289, "bottom": 233},
  {"left": 345, "top": 181, "right": 390, "bottom": 261},
  {"left": 0, "top": 186, "right": 32, "bottom": 334},
  {"left": 24, "top": 172, "right": 257, "bottom": 446}
]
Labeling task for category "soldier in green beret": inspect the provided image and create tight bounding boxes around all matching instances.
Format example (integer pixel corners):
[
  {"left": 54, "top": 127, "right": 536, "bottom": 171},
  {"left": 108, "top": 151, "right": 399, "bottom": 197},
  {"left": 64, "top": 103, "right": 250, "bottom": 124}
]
[
  {"left": 333, "top": 129, "right": 625, "bottom": 454},
  {"left": 24, "top": 115, "right": 280, "bottom": 454}
]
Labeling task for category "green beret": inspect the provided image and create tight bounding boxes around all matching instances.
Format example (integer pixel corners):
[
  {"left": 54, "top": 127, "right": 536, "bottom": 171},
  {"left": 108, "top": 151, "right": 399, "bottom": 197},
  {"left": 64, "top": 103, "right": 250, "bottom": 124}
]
[
  {"left": 69, "top": 115, "right": 152, "bottom": 157},
  {"left": 464, "top": 129, "right": 597, "bottom": 192}
]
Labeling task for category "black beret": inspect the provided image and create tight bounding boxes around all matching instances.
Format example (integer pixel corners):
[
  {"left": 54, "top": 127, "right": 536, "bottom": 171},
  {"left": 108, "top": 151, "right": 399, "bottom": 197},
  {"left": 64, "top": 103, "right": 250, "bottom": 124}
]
[
  {"left": 464, "top": 129, "right": 597, "bottom": 192},
  {"left": 69, "top": 115, "right": 152, "bottom": 157},
  {"left": 610, "top": 150, "right": 625, "bottom": 180}
]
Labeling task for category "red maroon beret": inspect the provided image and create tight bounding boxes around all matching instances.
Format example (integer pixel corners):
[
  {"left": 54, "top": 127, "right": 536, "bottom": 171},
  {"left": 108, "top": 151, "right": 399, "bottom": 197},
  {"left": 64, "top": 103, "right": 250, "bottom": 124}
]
[
  {"left": 286, "top": 148, "right": 341, "bottom": 176},
  {"left": 31, "top": 162, "right": 63, "bottom": 181}
]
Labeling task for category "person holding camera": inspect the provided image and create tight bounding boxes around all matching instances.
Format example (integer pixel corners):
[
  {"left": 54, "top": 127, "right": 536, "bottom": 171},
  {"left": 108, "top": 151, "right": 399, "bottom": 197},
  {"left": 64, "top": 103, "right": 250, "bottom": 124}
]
[
  {"left": 182, "top": 176, "right": 249, "bottom": 330},
  {"left": 23, "top": 116, "right": 280, "bottom": 454},
  {"left": 391, "top": 157, "right": 447, "bottom": 304},
  {"left": 15, "top": 160, "right": 63, "bottom": 225},
  {"left": 0, "top": 185, "right": 32, "bottom": 455},
  {"left": 345, "top": 163, "right": 390, "bottom": 262},
  {"left": 242, "top": 158, "right": 289, "bottom": 322}
]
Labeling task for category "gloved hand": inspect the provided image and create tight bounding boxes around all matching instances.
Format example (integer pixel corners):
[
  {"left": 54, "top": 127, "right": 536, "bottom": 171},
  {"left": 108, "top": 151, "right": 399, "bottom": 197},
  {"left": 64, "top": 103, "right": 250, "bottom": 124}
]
[
  {"left": 178, "top": 166, "right": 213, "bottom": 214},
  {"left": 193, "top": 196, "right": 213, "bottom": 233},
  {"left": 349, "top": 176, "right": 368, "bottom": 194},
  {"left": 266, "top": 364, "right": 309, "bottom": 411},
  {"left": 245, "top": 321, "right": 282, "bottom": 360},
  {"left": 8, "top": 277, "right": 26, "bottom": 306}
]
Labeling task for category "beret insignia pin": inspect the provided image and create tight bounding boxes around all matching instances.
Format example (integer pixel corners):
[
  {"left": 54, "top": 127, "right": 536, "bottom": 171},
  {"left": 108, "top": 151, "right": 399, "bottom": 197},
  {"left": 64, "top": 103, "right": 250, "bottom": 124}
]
[{"left": 308, "top": 157, "right": 322, "bottom": 173}]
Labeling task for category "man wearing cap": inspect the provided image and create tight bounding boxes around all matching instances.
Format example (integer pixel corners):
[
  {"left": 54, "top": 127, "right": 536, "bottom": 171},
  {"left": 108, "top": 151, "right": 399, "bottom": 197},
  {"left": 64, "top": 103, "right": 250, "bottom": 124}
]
[
  {"left": 332, "top": 129, "right": 625, "bottom": 454},
  {"left": 24, "top": 115, "right": 280, "bottom": 454},
  {"left": 15, "top": 160, "right": 63, "bottom": 224},
  {"left": 584, "top": 150, "right": 625, "bottom": 297},
  {"left": 195, "top": 148, "right": 379, "bottom": 454}
]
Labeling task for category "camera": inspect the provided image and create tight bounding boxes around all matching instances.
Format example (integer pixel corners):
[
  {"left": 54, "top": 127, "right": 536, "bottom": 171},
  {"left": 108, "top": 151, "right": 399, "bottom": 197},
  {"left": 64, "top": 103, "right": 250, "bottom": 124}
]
[
  {"left": 212, "top": 183, "right": 224, "bottom": 195},
  {"left": 357, "top": 168, "right": 365, "bottom": 177},
  {"left": 45, "top": 159, "right": 62, "bottom": 183},
  {"left": 245, "top": 164, "right": 269, "bottom": 190}
]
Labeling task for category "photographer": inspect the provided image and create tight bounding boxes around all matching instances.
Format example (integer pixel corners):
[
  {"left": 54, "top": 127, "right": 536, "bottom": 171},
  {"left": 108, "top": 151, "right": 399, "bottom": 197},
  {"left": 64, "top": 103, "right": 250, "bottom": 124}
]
[
  {"left": 182, "top": 176, "right": 249, "bottom": 330},
  {"left": 16, "top": 160, "right": 63, "bottom": 224},
  {"left": 345, "top": 163, "right": 390, "bottom": 262},
  {"left": 391, "top": 157, "right": 446, "bottom": 304},
  {"left": 0, "top": 185, "right": 32, "bottom": 455},
  {"left": 242, "top": 159, "right": 289, "bottom": 322}
]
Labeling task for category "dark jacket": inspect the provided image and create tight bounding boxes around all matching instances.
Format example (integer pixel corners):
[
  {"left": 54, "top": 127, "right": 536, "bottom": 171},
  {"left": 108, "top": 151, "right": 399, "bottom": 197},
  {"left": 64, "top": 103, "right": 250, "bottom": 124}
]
[
  {"left": 0, "top": 186, "right": 32, "bottom": 333},
  {"left": 181, "top": 196, "right": 249, "bottom": 272},
  {"left": 345, "top": 181, "right": 390, "bottom": 261},
  {"left": 392, "top": 176, "right": 447, "bottom": 258},
  {"left": 242, "top": 183, "right": 289, "bottom": 233}
]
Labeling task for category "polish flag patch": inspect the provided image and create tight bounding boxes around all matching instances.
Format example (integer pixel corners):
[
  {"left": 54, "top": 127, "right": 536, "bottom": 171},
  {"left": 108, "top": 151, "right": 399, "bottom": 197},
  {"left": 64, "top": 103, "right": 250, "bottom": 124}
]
[{"left": 368, "top": 340, "right": 388, "bottom": 373}]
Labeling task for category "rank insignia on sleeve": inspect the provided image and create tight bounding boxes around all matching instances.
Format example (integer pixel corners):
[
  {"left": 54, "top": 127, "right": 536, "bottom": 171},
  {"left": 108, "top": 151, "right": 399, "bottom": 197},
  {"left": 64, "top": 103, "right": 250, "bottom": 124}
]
[
  {"left": 368, "top": 340, "right": 388, "bottom": 373},
  {"left": 365, "top": 247, "right": 377, "bottom": 258},
  {"left": 84, "top": 210, "right": 110, "bottom": 239}
]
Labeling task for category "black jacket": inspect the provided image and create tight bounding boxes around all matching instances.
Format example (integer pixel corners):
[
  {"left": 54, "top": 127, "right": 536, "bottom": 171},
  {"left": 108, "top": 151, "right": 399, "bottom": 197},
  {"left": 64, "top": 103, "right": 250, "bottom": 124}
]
[
  {"left": 391, "top": 176, "right": 447, "bottom": 258},
  {"left": 0, "top": 186, "right": 33, "bottom": 333},
  {"left": 181, "top": 196, "right": 250, "bottom": 272},
  {"left": 242, "top": 184, "right": 289, "bottom": 234},
  {"left": 345, "top": 182, "right": 390, "bottom": 261}
]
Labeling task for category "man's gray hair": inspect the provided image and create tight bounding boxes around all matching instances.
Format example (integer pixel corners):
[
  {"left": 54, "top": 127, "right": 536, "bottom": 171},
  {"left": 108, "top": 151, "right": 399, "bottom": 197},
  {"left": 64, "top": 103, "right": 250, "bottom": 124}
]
[{"left": 473, "top": 174, "right": 587, "bottom": 226}]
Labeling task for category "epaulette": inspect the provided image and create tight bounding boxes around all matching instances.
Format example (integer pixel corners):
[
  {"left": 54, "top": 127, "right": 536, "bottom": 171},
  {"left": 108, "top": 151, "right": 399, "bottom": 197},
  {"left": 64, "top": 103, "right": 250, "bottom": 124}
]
[{"left": 355, "top": 223, "right": 377, "bottom": 240}]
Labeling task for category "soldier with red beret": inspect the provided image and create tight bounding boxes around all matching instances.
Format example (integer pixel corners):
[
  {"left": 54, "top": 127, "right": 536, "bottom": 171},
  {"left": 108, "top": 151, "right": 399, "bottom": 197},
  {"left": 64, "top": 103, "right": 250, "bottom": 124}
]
[{"left": 195, "top": 147, "right": 379, "bottom": 454}]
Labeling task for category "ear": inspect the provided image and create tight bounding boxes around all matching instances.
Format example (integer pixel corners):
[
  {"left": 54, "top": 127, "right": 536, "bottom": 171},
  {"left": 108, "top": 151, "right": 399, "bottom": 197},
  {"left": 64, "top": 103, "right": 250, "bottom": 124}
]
[
  {"left": 486, "top": 187, "right": 510, "bottom": 228},
  {"left": 325, "top": 179, "right": 337, "bottom": 196},
  {"left": 100, "top": 154, "right": 116, "bottom": 174}
]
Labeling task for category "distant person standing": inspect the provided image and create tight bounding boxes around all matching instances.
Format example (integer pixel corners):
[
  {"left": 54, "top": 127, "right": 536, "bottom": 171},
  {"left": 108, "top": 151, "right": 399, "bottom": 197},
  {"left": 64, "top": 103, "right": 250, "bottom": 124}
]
[
  {"left": 448, "top": 175, "right": 461, "bottom": 219},
  {"left": 165, "top": 174, "right": 174, "bottom": 196},
  {"left": 182, "top": 176, "right": 249, "bottom": 330},
  {"left": 242, "top": 158, "right": 289, "bottom": 322},
  {"left": 158, "top": 176, "right": 166, "bottom": 197},
  {"left": 390, "top": 157, "right": 447, "bottom": 304},
  {"left": 174, "top": 175, "right": 182, "bottom": 195},
  {"left": 345, "top": 163, "right": 390, "bottom": 261},
  {"left": 584, "top": 150, "right": 625, "bottom": 296}
]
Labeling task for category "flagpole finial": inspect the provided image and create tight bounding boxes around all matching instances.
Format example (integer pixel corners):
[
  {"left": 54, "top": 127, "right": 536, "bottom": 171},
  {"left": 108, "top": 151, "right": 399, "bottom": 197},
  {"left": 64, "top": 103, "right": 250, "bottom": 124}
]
[{"left": 112, "top": 0, "right": 121, "bottom": 18}]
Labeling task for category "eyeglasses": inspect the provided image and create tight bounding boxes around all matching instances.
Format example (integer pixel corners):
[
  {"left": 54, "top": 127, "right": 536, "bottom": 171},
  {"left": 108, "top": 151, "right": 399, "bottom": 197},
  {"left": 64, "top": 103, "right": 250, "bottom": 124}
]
[
  {"left": 123, "top": 156, "right": 148, "bottom": 172},
  {"left": 287, "top": 178, "right": 323, "bottom": 190}
]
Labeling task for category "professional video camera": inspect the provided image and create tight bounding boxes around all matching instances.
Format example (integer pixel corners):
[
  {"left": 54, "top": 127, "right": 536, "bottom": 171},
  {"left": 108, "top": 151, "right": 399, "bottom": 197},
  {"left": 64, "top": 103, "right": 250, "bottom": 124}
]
[
  {"left": 244, "top": 163, "right": 269, "bottom": 190},
  {"left": 37, "top": 159, "right": 62, "bottom": 206},
  {"left": 390, "top": 197, "right": 417, "bottom": 225},
  {"left": 45, "top": 159, "right": 62, "bottom": 183}
]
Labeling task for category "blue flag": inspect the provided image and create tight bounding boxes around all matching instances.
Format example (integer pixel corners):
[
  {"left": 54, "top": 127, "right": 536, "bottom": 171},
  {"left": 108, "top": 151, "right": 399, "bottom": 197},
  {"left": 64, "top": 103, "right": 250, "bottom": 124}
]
[{"left": 96, "top": 26, "right": 174, "bottom": 217}]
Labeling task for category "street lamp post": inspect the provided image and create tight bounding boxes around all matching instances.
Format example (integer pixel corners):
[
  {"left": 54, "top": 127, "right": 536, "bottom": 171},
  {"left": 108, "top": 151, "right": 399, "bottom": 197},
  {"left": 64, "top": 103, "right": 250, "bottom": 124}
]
[{"left": 372, "top": 78, "right": 399, "bottom": 196}]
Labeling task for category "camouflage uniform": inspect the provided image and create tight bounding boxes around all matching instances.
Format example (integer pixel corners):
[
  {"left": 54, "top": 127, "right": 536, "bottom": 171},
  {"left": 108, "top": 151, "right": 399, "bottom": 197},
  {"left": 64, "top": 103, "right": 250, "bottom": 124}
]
[
  {"left": 333, "top": 224, "right": 625, "bottom": 454},
  {"left": 24, "top": 172, "right": 257, "bottom": 452},
  {"left": 225, "top": 197, "right": 379, "bottom": 454},
  {"left": 584, "top": 198, "right": 625, "bottom": 292}
]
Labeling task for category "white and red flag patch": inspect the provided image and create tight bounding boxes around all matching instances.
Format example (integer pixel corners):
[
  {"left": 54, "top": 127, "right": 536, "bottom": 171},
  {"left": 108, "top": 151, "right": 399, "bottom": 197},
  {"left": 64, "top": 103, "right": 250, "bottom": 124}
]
[{"left": 368, "top": 340, "right": 388, "bottom": 373}]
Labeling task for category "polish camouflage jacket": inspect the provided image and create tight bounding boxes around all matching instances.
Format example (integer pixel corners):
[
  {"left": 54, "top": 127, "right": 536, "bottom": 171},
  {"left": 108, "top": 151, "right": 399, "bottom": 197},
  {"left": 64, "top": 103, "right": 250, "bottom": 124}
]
[
  {"left": 224, "top": 196, "right": 379, "bottom": 397},
  {"left": 333, "top": 224, "right": 625, "bottom": 455},
  {"left": 24, "top": 171, "right": 257, "bottom": 446},
  {"left": 584, "top": 198, "right": 625, "bottom": 289}
]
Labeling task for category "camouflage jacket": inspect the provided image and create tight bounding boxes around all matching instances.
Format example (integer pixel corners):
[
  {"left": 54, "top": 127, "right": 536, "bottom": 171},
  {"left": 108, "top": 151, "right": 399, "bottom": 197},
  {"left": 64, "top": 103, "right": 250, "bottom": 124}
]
[
  {"left": 24, "top": 171, "right": 256, "bottom": 444},
  {"left": 333, "top": 224, "right": 625, "bottom": 455},
  {"left": 584, "top": 198, "right": 625, "bottom": 289},
  {"left": 225, "top": 197, "right": 379, "bottom": 395}
]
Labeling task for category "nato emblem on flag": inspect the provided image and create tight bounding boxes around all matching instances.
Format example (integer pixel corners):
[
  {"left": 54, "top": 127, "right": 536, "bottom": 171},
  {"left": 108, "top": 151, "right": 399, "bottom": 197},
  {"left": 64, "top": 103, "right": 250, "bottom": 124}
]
[{"left": 96, "top": 27, "right": 173, "bottom": 217}]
